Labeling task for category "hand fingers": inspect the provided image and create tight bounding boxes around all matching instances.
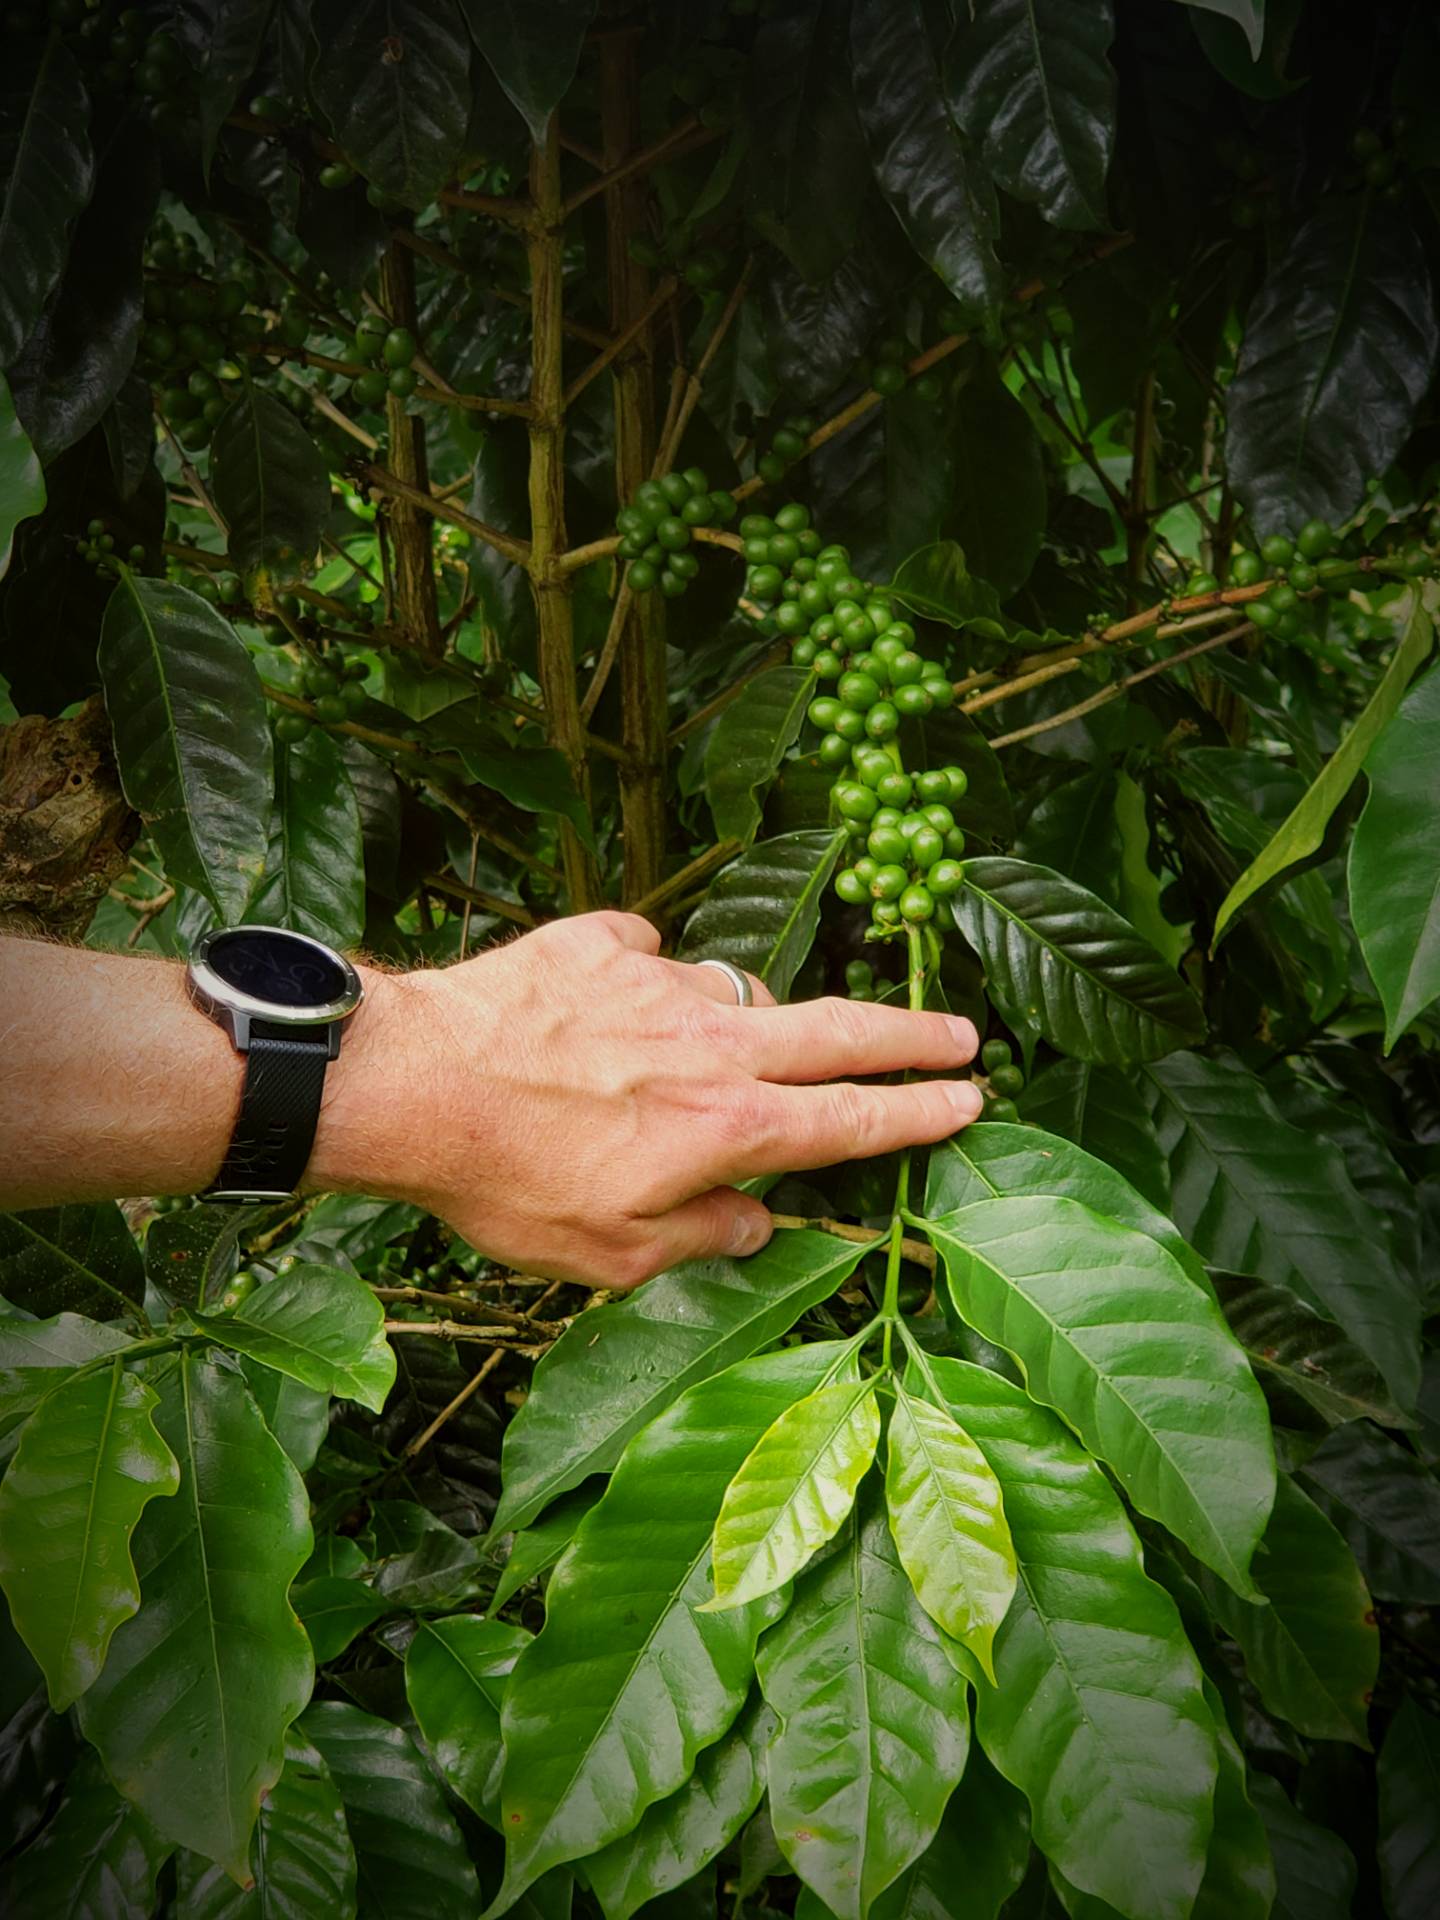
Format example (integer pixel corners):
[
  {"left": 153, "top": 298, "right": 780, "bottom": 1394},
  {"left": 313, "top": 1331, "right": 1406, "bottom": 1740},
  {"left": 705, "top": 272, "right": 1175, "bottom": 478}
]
[
  {"left": 733, "top": 998, "right": 977, "bottom": 1085},
  {"left": 615, "top": 1188, "right": 775, "bottom": 1289},
  {"left": 669, "top": 958, "right": 776, "bottom": 1009},
  {"left": 741, "top": 1076, "right": 984, "bottom": 1177},
  {"left": 584, "top": 910, "right": 662, "bottom": 955}
]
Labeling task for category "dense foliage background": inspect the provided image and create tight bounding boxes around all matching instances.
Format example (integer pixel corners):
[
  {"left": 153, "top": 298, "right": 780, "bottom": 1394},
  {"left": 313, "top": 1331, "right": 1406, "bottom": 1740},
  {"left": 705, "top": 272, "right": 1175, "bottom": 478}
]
[{"left": 2, "top": 1, "right": 1440, "bottom": 1917}]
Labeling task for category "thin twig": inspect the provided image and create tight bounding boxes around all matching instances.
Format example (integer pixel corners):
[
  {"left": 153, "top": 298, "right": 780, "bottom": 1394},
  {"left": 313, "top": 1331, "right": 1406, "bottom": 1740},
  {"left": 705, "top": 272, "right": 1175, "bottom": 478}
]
[
  {"left": 563, "top": 276, "right": 679, "bottom": 411},
  {"left": 769, "top": 1212, "right": 935, "bottom": 1270},
  {"left": 627, "top": 839, "right": 745, "bottom": 921},
  {"left": 384, "top": 1318, "right": 552, "bottom": 1346},
  {"left": 562, "top": 115, "right": 718, "bottom": 217},
  {"left": 668, "top": 641, "right": 791, "bottom": 743},
  {"left": 422, "top": 871, "right": 537, "bottom": 929},
  {"left": 989, "top": 622, "right": 1254, "bottom": 750},
  {"left": 400, "top": 1345, "right": 508, "bottom": 1461},
  {"left": 155, "top": 412, "right": 227, "bottom": 533},
  {"left": 372, "top": 1285, "right": 564, "bottom": 1334},
  {"left": 362, "top": 463, "right": 531, "bottom": 567}
]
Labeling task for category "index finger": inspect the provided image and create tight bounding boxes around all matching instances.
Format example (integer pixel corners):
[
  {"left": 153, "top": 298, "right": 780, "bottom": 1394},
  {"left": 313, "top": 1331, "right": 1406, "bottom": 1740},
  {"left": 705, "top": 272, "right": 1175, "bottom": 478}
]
[
  {"left": 730, "top": 1076, "right": 985, "bottom": 1178},
  {"left": 730, "top": 996, "right": 977, "bottom": 1085}
]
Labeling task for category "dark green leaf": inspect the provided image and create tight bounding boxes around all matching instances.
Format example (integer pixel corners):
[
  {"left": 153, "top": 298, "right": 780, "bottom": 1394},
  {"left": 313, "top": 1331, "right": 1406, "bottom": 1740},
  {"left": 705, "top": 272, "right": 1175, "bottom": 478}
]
[
  {"left": 1019, "top": 1059, "right": 1171, "bottom": 1210},
  {"left": 948, "top": 0, "right": 1116, "bottom": 230},
  {"left": 1016, "top": 768, "right": 1122, "bottom": 906},
  {"left": 312, "top": 0, "right": 471, "bottom": 210},
  {"left": 865, "top": 1747, "right": 1030, "bottom": 1920},
  {"left": 190, "top": 1263, "right": 395, "bottom": 1412},
  {"left": 0, "top": 1201, "right": 144, "bottom": 1324},
  {"left": 7, "top": 1749, "right": 170, "bottom": 1920},
  {"left": 1177, "top": 1, "right": 1266, "bottom": 61},
  {"left": 849, "top": 0, "right": 1002, "bottom": 320},
  {"left": 144, "top": 1204, "right": 249, "bottom": 1313},
  {"left": 458, "top": 739, "right": 594, "bottom": 848},
  {"left": 678, "top": 828, "right": 847, "bottom": 1002},
  {"left": 182, "top": 2, "right": 278, "bottom": 178},
  {"left": 1378, "top": 1696, "right": 1440, "bottom": 1920},
  {"left": 240, "top": 1358, "right": 330, "bottom": 1472},
  {"left": 954, "top": 856, "right": 1206, "bottom": 1066},
  {"left": 97, "top": 575, "right": 272, "bottom": 923},
  {"left": 493, "top": 1345, "right": 842, "bottom": 1906},
  {"left": 211, "top": 386, "right": 331, "bottom": 583},
  {"left": 248, "top": 728, "right": 366, "bottom": 949},
  {"left": 907, "top": 700, "right": 1015, "bottom": 845},
  {"left": 293, "top": 1577, "right": 390, "bottom": 1664},
  {"left": 458, "top": 0, "right": 596, "bottom": 145},
  {"left": 1212, "top": 1270, "right": 1409, "bottom": 1429},
  {"left": 405, "top": 1615, "right": 531, "bottom": 1824},
  {"left": 0, "top": 1312, "right": 133, "bottom": 1457},
  {"left": 1228, "top": 198, "right": 1438, "bottom": 536},
  {"left": 371, "top": 1504, "right": 482, "bottom": 1609},
  {"left": 492, "top": 1230, "right": 865, "bottom": 1536},
  {"left": 705, "top": 666, "right": 814, "bottom": 845},
  {"left": 302, "top": 1700, "right": 478, "bottom": 1920},
  {"left": 489, "top": 1483, "right": 602, "bottom": 1615},
  {"left": 757, "top": 1484, "right": 972, "bottom": 1920},
  {"left": 887, "top": 539, "right": 1005, "bottom": 633},
  {"left": 1298, "top": 1422, "right": 1440, "bottom": 1604},
  {"left": 0, "top": 372, "right": 45, "bottom": 579},
  {"left": 1145, "top": 1049, "right": 1423, "bottom": 1411},
  {"left": 1251, "top": 1774, "right": 1357, "bottom": 1920},
  {"left": 1192, "top": 1677, "right": 1275, "bottom": 1920},
  {"left": 0, "top": 31, "right": 94, "bottom": 365},
  {"left": 0, "top": 1632, "right": 80, "bottom": 1857},
  {"left": 942, "top": 365, "right": 1046, "bottom": 600},
  {"left": 79, "top": 1350, "right": 314, "bottom": 1880}
]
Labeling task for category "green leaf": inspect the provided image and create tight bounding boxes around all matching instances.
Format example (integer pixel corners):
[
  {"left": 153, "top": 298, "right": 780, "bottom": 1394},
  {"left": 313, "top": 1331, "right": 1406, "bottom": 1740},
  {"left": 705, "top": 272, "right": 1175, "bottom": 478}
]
[
  {"left": 1018, "top": 1059, "right": 1172, "bottom": 1210},
  {"left": 1178, "top": 1, "right": 1266, "bottom": 61},
  {"left": 887, "top": 539, "right": 1005, "bottom": 633},
  {"left": 405, "top": 1615, "right": 531, "bottom": 1825},
  {"left": 1193, "top": 1678, "right": 1275, "bottom": 1920},
  {"left": 1297, "top": 1421, "right": 1440, "bottom": 1604},
  {"left": 678, "top": 828, "right": 847, "bottom": 1002},
  {"left": 0, "top": 1359, "right": 179, "bottom": 1711},
  {"left": 190, "top": 1262, "right": 395, "bottom": 1413},
  {"left": 1145, "top": 1049, "right": 1423, "bottom": 1412},
  {"left": 1251, "top": 1775, "right": 1357, "bottom": 1920},
  {"left": 145, "top": 1204, "right": 250, "bottom": 1313},
  {"left": 7, "top": 1749, "right": 170, "bottom": 1920},
  {"left": 492, "top": 1229, "right": 866, "bottom": 1537},
  {"left": 1348, "top": 665, "right": 1440, "bottom": 1047},
  {"left": 458, "top": 738, "right": 595, "bottom": 848},
  {"left": 240, "top": 1359, "right": 330, "bottom": 1472},
  {"left": 79, "top": 1351, "right": 313, "bottom": 1878},
  {"left": 292, "top": 1577, "right": 390, "bottom": 1664},
  {"left": 949, "top": 0, "right": 1117, "bottom": 230},
  {"left": 942, "top": 362, "right": 1047, "bottom": 599},
  {"left": 1016, "top": 767, "right": 1123, "bottom": 906},
  {"left": 908, "top": 700, "right": 1016, "bottom": 845},
  {"left": 705, "top": 665, "right": 814, "bottom": 845},
  {"left": 1214, "top": 592, "right": 1433, "bottom": 946},
  {"left": 584, "top": 1694, "right": 774, "bottom": 1920},
  {"left": 1212, "top": 1270, "right": 1409, "bottom": 1429},
  {"left": 1378, "top": 1695, "right": 1440, "bottom": 1920},
  {"left": 0, "top": 371, "right": 45, "bottom": 579},
  {"left": 864, "top": 1746, "right": 1030, "bottom": 1920},
  {"left": 490, "top": 1483, "right": 602, "bottom": 1616},
  {"left": 703, "top": 1375, "right": 880, "bottom": 1613},
  {"left": 174, "top": 1734, "right": 358, "bottom": 1920},
  {"left": 302, "top": 1700, "right": 478, "bottom": 1920},
  {"left": 756, "top": 1484, "right": 972, "bottom": 1920},
  {"left": 925, "top": 1121, "right": 1205, "bottom": 1289},
  {"left": 920, "top": 1356, "right": 1216, "bottom": 1920},
  {"left": 849, "top": 0, "right": 1002, "bottom": 321},
  {"left": 0, "top": 1312, "right": 133, "bottom": 1455},
  {"left": 1228, "top": 197, "right": 1438, "bottom": 536},
  {"left": 97, "top": 574, "right": 272, "bottom": 923},
  {"left": 249, "top": 728, "right": 366, "bottom": 949},
  {"left": 954, "top": 857, "right": 1206, "bottom": 1066},
  {"left": 184, "top": 2, "right": 277, "bottom": 178},
  {"left": 491, "top": 1344, "right": 844, "bottom": 1909},
  {"left": 0, "top": 31, "right": 94, "bottom": 365},
  {"left": 312, "top": 0, "right": 471, "bottom": 210},
  {"left": 927, "top": 1195, "right": 1275, "bottom": 1594},
  {"left": 885, "top": 1377, "right": 1016, "bottom": 1681},
  {"left": 1197, "top": 1474, "right": 1377, "bottom": 1747},
  {"left": 211, "top": 385, "right": 331, "bottom": 583},
  {"left": 0, "top": 1203, "right": 145, "bottom": 1322},
  {"left": 458, "top": 0, "right": 596, "bottom": 146}
]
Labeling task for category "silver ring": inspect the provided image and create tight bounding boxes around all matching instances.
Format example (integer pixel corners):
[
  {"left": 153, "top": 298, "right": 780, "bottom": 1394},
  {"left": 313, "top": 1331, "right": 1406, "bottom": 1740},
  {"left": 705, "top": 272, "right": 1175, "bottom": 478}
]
[{"left": 695, "top": 958, "right": 754, "bottom": 1007}]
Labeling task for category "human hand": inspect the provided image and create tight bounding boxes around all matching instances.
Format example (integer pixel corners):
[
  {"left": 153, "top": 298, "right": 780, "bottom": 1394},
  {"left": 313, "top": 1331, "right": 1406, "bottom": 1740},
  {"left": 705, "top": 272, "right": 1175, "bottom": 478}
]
[{"left": 311, "top": 911, "right": 982, "bottom": 1288}]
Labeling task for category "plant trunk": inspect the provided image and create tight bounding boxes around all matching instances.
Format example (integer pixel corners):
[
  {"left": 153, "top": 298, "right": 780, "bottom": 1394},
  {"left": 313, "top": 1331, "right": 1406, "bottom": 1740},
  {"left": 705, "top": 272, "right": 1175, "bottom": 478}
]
[{"left": 379, "top": 243, "right": 441, "bottom": 654}]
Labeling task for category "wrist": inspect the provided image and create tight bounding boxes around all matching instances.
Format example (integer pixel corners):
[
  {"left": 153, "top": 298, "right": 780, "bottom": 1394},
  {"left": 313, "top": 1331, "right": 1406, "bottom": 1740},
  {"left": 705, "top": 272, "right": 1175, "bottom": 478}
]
[{"left": 301, "top": 964, "right": 442, "bottom": 1203}]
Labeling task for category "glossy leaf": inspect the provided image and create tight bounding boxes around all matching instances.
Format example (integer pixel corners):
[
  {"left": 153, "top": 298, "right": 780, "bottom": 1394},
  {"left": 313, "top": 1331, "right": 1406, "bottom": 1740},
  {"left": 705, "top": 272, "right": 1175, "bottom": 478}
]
[
  {"left": 0, "top": 1203, "right": 144, "bottom": 1322},
  {"left": 312, "top": 0, "right": 471, "bottom": 211},
  {"left": 1015, "top": 767, "right": 1123, "bottom": 907},
  {"left": 1193, "top": 1677, "right": 1275, "bottom": 1920},
  {"left": 190, "top": 1262, "right": 395, "bottom": 1413},
  {"left": 1348, "top": 664, "right": 1440, "bottom": 1047},
  {"left": 1146, "top": 1049, "right": 1422, "bottom": 1412},
  {"left": 943, "top": 362, "right": 1047, "bottom": 600},
  {"left": 0, "top": 1359, "right": 179, "bottom": 1711},
  {"left": 1377, "top": 1696, "right": 1440, "bottom": 1920},
  {"left": 888, "top": 539, "right": 1005, "bottom": 633},
  {"left": 459, "top": 0, "right": 597, "bottom": 146},
  {"left": 183, "top": 1, "right": 278, "bottom": 176},
  {"left": 1251, "top": 1774, "right": 1357, "bottom": 1920},
  {"left": 864, "top": 1746, "right": 1030, "bottom": 1920},
  {"left": 1212, "top": 1270, "right": 1409, "bottom": 1429},
  {"left": 405, "top": 1614, "right": 531, "bottom": 1824},
  {"left": 249, "top": 728, "right": 366, "bottom": 950},
  {"left": 884, "top": 1378, "right": 1015, "bottom": 1681},
  {"left": 928, "top": 1195, "right": 1274, "bottom": 1594},
  {"left": 1179, "top": 1, "right": 1266, "bottom": 60},
  {"left": 292, "top": 1577, "right": 390, "bottom": 1664},
  {"left": 1198, "top": 1474, "right": 1377, "bottom": 1747},
  {"left": 491, "top": 1344, "right": 844, "bottom": 1908},
  {"left": 492, "top": 1229, "right": 865, "bottom": 1536},
  {"left": 1214, "top": 592, "right": 1433, "bottom": 946},
  {"left": 0, "top": 1312, "right": 132, "bottom": 1454},
  {"left": 79, "top": 1350, "right": 314, "bottom": 1880},
  {"left": 909, "top": 697, "right": 1015, "bottom": 845},
  {"left": 757, "top": 1483, "right": 971, "bottom": 1919},
  {"left": 0, "top": 371, "right": 45, "bottom": 579},
  {"left": 211, "top": 385, "right": 331, "bottom": 582},
  {"left": 1228, "top": 198, "right": 1438, "bottom": 536},
  {"left": 1297, "top": 1421, "right": 1440, "bottom": 1604},
  {"left": 0, "top": 31, "right": 94, "bottom": 365},
  {"left": 97, "top": 574, "right": 272, "bottom": 923},
  {"left": 705, "top": 665, "right": 814, "bottom": 845},
  {"left": 679, "top": 827, "right": 847, "bottom": 1002},
  {"left": 7, "top": 1749, "right": 170, "bottom": 1920},
  {"left": 1019, "top": 1058, "right": 1172, "bottom": 1210},
  {"left": 302, "top": 1701, "right": 478, "bottom": 1920},
  {"left": 240, "top": 1359, "right": 330, "bottom": 1473},
  {"left": 174, "top": 1734, "right": 358, "bottom": 1920},
  {"left": 849, "top": 0, "right": 1002, "bottom": 320},
  {"left": 458, "top": 739, "right": 593, "bottom": 846},
  {"left": 584, "top": 1694, "right": 774, "bottom": 1920},
  {"left": 950, "top": 0, "right": 1116, "bottom": 230},
  {"left": 490, "top": 1483, "right": 602, "bottom": 1616},
  {"left": 954, "top": 857, "right": 1206, "bottom": 1066},
  {"left": 704, "top": 1375, "right": 879, "bottom": 1613},
  {"left": 144, "top": 1204, "right": 250, "bottom": 1314},
  {"left": 920, "top": 1356, "right": 1216, "bottom": 1920}
]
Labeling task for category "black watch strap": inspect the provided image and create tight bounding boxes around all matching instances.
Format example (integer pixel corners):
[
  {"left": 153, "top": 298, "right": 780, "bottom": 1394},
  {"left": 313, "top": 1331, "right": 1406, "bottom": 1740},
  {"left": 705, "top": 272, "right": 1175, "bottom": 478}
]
[{"left": 207, "top": 1023, "right": 331, "bottom": 1201}]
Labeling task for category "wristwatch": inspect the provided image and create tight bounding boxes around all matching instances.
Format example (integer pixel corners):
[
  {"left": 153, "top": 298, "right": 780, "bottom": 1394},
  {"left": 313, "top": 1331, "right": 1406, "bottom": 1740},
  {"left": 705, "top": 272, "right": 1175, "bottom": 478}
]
[{"left": 187, "top": 926, "right": 364, "bottom": 1203}]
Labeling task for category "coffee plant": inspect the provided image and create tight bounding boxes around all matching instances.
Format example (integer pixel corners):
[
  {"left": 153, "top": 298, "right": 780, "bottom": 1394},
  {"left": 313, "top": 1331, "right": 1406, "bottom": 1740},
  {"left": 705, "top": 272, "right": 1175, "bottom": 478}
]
[{"left": 3, "top": 1, "right": 1440, "bottom": 1917}]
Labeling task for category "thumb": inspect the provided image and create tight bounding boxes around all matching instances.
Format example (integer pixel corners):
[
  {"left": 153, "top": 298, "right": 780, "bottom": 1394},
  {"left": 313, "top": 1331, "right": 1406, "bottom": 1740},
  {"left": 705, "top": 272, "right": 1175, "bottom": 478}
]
[{"left": 646, "top": 1187, "right": 775, "bottom": 1272}]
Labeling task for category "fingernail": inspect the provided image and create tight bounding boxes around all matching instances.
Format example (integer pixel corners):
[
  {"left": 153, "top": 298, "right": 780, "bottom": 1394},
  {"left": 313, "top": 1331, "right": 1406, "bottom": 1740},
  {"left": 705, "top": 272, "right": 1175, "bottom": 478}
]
[
  {"left": 944, "top": 1015, "right": 978, "bottom": 1055},
  {"left": 730, "top": 1211, "right": 772, "bottom": 1257},
  {"left": 947, "top": 1080, "right": 985, "bottom": 1122}
]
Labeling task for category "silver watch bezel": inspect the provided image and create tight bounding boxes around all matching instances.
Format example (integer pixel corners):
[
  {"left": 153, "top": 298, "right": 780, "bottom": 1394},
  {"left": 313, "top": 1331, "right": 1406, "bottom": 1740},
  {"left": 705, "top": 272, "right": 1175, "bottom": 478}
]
[{"left": 187, "top": 925, "right": 364, "bottom": 1052}]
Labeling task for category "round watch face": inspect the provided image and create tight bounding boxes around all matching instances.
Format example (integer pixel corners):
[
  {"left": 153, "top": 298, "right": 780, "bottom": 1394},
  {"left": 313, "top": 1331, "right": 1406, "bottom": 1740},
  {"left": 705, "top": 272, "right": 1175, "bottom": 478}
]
[{"left": 202, "top": 927, "right": 351, "bottom": 1011}]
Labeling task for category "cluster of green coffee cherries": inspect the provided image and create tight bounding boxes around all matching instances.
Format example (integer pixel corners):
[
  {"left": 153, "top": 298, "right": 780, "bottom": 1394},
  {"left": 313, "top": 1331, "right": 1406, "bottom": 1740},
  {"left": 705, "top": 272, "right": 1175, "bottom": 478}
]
[
  {"left": 616, "top": 467, "right": 740, "bottom": 598},
  {"left": 78, "top": 518, "right": 146, "bottom": 572},
  {"left": 273, "top": 652, "right": 370, "bottom": 743},
  {"left": 345, "top": 319, "right": 421, "bottom": 407}
]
